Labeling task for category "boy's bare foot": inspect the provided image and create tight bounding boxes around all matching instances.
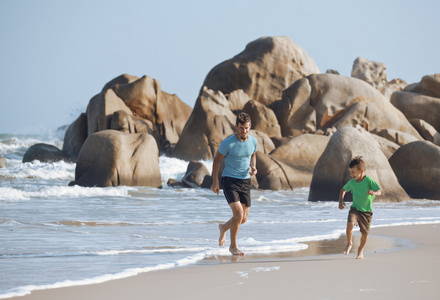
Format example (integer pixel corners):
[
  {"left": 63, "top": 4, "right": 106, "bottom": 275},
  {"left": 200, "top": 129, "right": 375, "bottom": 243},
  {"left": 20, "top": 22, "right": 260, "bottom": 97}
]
[
  {"left": 356, "top": 251, "right": 364, "bottom": 259},
  {"left": 219, "top": 223, "right": 226, "bottom": 247},
  {"left": 343, "top": 244, "right": 352, "bottom": 255},
  {"left": 229, "top": 247, "right": 245, "bottom": 256}
]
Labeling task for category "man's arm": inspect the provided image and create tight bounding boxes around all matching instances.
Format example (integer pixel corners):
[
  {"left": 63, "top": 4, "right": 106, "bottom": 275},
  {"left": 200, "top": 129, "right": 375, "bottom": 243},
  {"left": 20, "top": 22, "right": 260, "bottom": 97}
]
[
  {"left": 249, "top": 152, "right": 257, "bottom": 176},
  {"left": 210, "top": 152, "right": 225, "bottom": 194}
]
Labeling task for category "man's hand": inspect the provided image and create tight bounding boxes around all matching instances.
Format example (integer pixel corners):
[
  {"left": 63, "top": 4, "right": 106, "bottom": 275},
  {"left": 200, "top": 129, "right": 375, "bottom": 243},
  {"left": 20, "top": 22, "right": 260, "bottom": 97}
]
[
  {"left": 249, "top": 166, "right": 257, "bottom": 176},
  {"left": 211, "top": 182, "right": 220, "bottom": 195}
]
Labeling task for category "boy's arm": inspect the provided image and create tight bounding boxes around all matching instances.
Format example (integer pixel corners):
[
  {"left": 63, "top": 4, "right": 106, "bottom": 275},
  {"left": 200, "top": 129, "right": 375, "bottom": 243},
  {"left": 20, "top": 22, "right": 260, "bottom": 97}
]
[
  {"left": 339, "top": 188, "right": 346, "bottom": 209},
  {"left": 368, "top": 189, "right": 381, "bottom": 196}
]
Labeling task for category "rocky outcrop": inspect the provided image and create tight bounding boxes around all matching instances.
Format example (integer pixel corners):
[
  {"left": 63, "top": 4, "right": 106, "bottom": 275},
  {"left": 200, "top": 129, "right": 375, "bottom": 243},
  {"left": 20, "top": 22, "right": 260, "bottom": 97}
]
[
  {"left": 351, "top": 57, "right": 407, "bottom": 98},
  {"left": 389, "top": 141, "right": 440, "bottom": 200},
  {"left": 309, "top": 126, "right": 409, "bottom": 202},
  {"left": 203, "top": 36, "right": 320, "bottom": 106},
  {"left": 62, "top": 113, "right": 88, "bottom": 161},
  {"left": 69, "top": 130, "right": 162, "bottom": 188},
  {"left": 173, "top": 87, "right": 236, "bottom": 161},
  {"left": 23, "top": 143, "right": 72, "bottom": 163},
  {"left": 276, "top": 74, "right": 421, "bottom": 140},
  {"left": 181, "top": 161, "right": 212, "bottom": 188}
]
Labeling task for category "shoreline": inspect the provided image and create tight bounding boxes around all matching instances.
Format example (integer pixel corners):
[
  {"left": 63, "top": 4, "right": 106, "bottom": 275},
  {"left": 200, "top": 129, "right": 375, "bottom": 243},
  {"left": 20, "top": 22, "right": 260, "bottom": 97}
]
[{"left": 4, "top": 223, "right": 439, "bottom": 299}]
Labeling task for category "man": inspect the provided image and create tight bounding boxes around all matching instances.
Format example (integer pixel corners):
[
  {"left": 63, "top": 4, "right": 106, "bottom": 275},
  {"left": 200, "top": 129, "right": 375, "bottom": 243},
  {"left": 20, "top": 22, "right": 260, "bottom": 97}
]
[{"left": 211, "top": 112, "right": 257, "bottom": 256}]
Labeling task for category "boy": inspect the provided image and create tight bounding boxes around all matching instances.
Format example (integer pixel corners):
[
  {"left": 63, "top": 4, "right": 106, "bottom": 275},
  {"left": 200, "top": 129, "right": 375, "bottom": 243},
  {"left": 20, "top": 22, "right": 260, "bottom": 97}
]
[
  {"left": 211, "top": 112, "right": 258, "bottom": 256},
  {"left": 339, "top": 156, "right": 381, "bottom": 259}
]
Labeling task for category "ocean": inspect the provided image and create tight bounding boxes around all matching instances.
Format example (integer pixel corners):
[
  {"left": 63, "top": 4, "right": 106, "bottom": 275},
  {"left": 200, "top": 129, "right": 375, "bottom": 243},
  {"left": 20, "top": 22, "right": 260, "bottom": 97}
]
[{"left": 1, "top": 131, "right": 440, "bottom": 298}]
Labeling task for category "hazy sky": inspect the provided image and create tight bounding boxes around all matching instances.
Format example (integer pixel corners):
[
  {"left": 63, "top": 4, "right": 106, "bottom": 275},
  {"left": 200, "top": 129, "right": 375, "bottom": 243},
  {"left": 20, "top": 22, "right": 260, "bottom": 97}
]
[{"left": 1, "top": 0, "right": 439, "bottom": 134}]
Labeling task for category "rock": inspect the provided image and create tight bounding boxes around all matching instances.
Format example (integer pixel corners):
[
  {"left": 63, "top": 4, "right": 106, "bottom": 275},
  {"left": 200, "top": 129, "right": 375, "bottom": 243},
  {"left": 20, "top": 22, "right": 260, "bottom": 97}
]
[
  {"left": 250, "top": 130, "right": 276, "bottom": 155},
  {"left": 370, "top": 134, "right": 400, "bottom": 159},
  {"left": 373, "top": 128, "right": 419, "bottom": 146},
  {"left": 23, "top": 143, "right": 72, "bottom": 163},
  {"left": 62, "top": 113, "right": 88, "bottom": 161},
  {"left": 406, "top": 74, "right": 440, "bottom": 98},
  {"left": 101, "top": 74, "right": 139, "bottom": 92},
  {"left": 159, "top": 91, "right": 193, "bottom": 145},
  {"left": 351, "top": 57, "right": 407, "bottom": 98},
  {"left": 182, "top": 161, "right": 211, "bottom": 188},
  {"left": 70, "top": 130, "right": 162, "bottom": 188},
  {"left": 256, "top": 151, "right": 312, "bottom": 190},
  {"left": 410, "top": 119, "right": 440, "bottom": 146},
  {"left": 0, "top": 156, "right": 7, "bottom": 168},
  {"left": 389, "top": 141, "right": 440, "bottom": 200},
  {"left": 270, "top": 134, "right": 329, "bottom": 174},
  {"left": 276, "top": 74, "right": 421, "bottom": 139},
  {"left": 110, "top": 110, "right": 153, "bottom": 134},
  {"left": 173, "top": 87, "right": 236, "bottom": 161},
  {"left": 167, "top": 178, "right": 187, "bottom": 188},
  {"left": 113, "top": 75, "right": 162, "bottom": 123},
  {"left": 351, "top": 57, "right": 387, "bottom": 89},
  {"left": 203, "top": 36, "right": 319, "bottom": 106},
  {"left": 86, "top": 89, "right": 133, "bottom": 136},
  {"left": 228, "top": 89, "right": 250, "bottom": 112},
  {"left": 326, "top": 69, "right": 340, "bottom": 75},
  {"left": 391, "top": 91, "right": 440, "bottom": 133},
  {"left": 308, "top": 126, "right": 409, "bottom": 202},
  {"left": 243, "top": 100, "right": 281, "bottom": 138}
]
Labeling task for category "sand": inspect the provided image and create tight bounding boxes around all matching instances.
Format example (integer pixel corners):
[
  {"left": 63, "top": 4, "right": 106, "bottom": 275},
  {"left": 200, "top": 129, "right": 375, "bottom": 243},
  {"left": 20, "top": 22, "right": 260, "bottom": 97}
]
[{"left": 7, "top": 224, "right": 440, "bottom": 300}]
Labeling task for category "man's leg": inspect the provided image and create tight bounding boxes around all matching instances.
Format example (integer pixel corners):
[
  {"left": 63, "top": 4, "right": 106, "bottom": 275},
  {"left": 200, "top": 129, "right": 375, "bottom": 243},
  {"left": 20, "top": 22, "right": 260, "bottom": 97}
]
[
  {"left": 343, "top": 222, "right": 354, "bottom": 255},
  {"left": 357, "top": 233, "right": 368, "bottom": 259},
  {"left": 219, "top": 202, "right": 249, "bottom": 255}
]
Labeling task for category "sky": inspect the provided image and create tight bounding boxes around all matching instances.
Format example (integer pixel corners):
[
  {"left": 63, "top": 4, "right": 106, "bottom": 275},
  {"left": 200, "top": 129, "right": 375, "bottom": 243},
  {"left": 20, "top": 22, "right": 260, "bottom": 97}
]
[{"left": 0, "top": 0, "right": 439, "bottom": 134}]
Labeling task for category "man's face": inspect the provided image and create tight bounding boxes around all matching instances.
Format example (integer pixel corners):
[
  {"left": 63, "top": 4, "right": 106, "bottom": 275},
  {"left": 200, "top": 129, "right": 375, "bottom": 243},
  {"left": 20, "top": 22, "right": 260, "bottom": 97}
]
[{"left": 236, "top": 122, "right": 251, "bottom": 141}]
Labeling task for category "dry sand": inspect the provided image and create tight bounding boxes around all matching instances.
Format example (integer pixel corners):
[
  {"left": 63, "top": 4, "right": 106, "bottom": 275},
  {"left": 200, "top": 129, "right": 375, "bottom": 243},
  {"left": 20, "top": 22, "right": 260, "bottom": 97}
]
[{"left": 8, "top": 224, "right": 440, "bottom": 300}]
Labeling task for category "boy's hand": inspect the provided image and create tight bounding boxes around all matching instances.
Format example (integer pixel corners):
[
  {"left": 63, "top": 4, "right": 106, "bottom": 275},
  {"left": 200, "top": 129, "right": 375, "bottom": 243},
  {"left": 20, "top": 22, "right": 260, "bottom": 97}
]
[{"left": 339, "top": 201, "right": 346, "bottom": 209}]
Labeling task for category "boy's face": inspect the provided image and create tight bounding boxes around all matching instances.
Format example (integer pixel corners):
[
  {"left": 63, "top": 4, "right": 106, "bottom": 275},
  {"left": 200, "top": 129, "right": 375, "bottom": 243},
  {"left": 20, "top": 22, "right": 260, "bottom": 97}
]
[
  {"left": 236, "top": 122, "right": 251, "bottom": 141},
  {"left": 349, "top": 166, "right": 364, "bottom": 182}
]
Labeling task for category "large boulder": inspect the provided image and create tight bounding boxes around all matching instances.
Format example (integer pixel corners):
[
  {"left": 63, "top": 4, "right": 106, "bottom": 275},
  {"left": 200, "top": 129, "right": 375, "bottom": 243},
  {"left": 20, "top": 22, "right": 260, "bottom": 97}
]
[
  {"left": 277, "top": 74, "right": 422, "bottom": 139},
  {"left": 173, "top": 87, "right": 236, "bottom": 161},
  {"left": 23, "top": 143, "right": 72, "bottom": 163},
  {"left": 62, "top": 113, "right": 88, "bottom": 161},
  {"left": 203, "top": 36, "right": 320, "bottom": 106},
  {"left": 391, "top": 91, "right": 440, "bottom": 133},
  {"left": 270, "top": 134, "right": 329, "bottom": 173},
  {"left": 70, "top": 130, "right": 162, "bottom": 188},
  {"left": 308, "top": 126, "right": 409, "bottom": 202},
  {"left": 86, "top": 88, "right": 133, "bottom": 136},
  {"left": 181, "top": 161, "right": 212, "bottom": 188},
  {"left": 389, "top": 141, "right": 440, "bottom": 200},
  {"left": 410, "top": 119, "right": 440, "bottom": 146},
  {"left": 256, "top": 151, "right": 311, "bottom": 190},
  {"left": 405, "top": 74, "right": 440, "bottom": 98},
  {"left": 250, "top": 130, "right": 276, "bottom": 154}
]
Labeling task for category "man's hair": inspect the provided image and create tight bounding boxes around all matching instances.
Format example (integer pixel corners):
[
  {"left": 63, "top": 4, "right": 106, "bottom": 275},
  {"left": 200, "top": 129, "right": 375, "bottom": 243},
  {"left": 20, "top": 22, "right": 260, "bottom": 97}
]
[
  {"left": 349, "top": 156, "right": 366, "bottom": 170},
  {"left": 236, "top": 112, "right": 251, "bottom": 126}
]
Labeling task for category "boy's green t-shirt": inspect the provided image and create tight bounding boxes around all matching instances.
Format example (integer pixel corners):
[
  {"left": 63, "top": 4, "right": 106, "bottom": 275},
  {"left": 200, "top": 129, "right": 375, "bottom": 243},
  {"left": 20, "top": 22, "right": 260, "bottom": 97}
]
[{"left": 343, "top": 175, "right": 380, "bottom": 212}]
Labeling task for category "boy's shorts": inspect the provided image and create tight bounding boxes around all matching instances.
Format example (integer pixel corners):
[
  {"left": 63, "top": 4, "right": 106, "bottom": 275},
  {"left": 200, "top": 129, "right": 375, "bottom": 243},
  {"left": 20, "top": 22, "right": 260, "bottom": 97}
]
[
  {"left": 221, "top": 176, "right": 252, "bottom": 207},
  {"left": 348, "top": 207, "right": 373, "bottom": 235}
]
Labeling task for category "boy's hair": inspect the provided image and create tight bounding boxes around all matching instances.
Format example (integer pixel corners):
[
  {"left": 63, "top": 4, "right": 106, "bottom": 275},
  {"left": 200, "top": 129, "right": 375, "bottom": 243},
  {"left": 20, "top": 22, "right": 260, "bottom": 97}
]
[
  {"left": 349, "top": 156, "right": 366, "bottom": 170},
  {"left": 236, "top": 112, "right": 251, "bottom": 126}
]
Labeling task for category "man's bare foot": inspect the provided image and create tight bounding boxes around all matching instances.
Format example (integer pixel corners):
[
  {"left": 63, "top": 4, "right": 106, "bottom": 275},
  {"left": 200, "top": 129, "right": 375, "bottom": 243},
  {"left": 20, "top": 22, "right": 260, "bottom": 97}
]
[
  {"left": 219, "top": 223, "right": 226, "bottom": 247},
  {"left": 343, "top": 244, "right": 352, "bottom": 255},
  {"left": 356, "top": 252, "right": 364, "bottom": 259},
  {"left": 229, "top": 247, "right": 245, "bottom": 256}
]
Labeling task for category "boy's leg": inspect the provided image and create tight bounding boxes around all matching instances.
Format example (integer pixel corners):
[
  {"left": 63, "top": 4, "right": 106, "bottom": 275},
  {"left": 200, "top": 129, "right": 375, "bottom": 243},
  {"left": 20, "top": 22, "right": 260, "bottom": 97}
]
[
  {"left": 357, "top": 233, "right": 368, "bottom": 259},
  {"left": 344, "top": 222, "right": 354, "bottom": 255}
]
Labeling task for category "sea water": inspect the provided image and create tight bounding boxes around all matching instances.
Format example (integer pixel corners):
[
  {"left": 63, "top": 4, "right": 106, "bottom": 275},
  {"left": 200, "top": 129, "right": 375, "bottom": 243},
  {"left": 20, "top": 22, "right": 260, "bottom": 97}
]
[{"left": 1, "top": 132, "right": 440, "bottom": 298}]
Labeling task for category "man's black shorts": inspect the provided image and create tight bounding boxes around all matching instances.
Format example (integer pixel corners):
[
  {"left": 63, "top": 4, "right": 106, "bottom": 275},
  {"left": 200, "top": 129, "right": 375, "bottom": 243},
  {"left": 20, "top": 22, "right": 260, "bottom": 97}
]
[{"left": 221, "top": 176, "right": 252, "bottom": 207}]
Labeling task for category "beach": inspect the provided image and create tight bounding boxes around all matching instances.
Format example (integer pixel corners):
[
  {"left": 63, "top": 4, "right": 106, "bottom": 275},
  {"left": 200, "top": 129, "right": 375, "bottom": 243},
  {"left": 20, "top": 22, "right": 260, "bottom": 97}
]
[{"left": 8, "top": 223, "right": 439, "bottom": 300}]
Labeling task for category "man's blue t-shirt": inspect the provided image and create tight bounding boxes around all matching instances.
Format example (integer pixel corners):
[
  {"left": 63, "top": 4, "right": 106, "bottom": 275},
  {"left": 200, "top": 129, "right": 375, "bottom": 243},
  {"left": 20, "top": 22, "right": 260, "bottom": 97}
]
[{"left": 218, "top": 134, "right": 258, "bottom": 179}]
